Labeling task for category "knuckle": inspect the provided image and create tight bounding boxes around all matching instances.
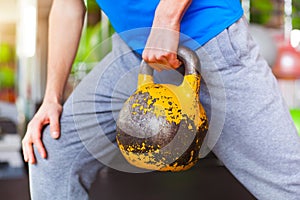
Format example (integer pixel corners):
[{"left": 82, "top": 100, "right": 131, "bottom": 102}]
[
  {"left": 155, "top": 54, "right": 164, "bottom": 61},
  {"left": 164, "top": 53, "right": 175, "bottom": 60},
  {"left": 145, "top": 54, "right": 155, "bottom": 62},
  {"left": 142, "top": 51, "right": 148, "bottom": 59},
  {"left": 22, "top": 135, "right": 29, "bottom": 143},
  {"left": 22, "top": 137, "right": 31, "bottom": 146},
  {"left": 149, "top": 56, "right": 157, "bottom": 62},
  {"left": 32, "top": 135, "right": 41, "bottom": 143},
  {"left": 27, "top": 119, "right": 38, "bottom": 130},
  {"left": 56, "top": 104, "right": 63, "bottom": 112},
  {"left": 142, "top": 55, "right": 149, "bottom": 62}
]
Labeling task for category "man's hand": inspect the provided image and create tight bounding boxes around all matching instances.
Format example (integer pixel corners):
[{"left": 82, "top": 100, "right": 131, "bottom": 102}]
[
  {"left": 22, "top": 101, "right": 62, "bottom": 164},
  {"left": 21, "top": 0, "right": 86, "bottom": 165},
  {"left": 142, "top": 0, "right": 192, "bottom": 71},
  {"left": 142, "top": 27, "right": 181, "bottom": 71}
]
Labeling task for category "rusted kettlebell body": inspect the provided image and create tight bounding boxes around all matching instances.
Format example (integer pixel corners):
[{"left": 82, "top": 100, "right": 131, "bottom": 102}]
[{"left": 116, "top": 46, "right": 208, "bottom": 172}]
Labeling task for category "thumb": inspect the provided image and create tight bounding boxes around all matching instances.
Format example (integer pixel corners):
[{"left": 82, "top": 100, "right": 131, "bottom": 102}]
[{"left": 49, "top": 115, "right": 61, "bottom": 139}]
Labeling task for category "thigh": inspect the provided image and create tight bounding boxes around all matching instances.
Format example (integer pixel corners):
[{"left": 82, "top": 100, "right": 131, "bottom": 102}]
[
  {"left": 70, "top": 49, "right": 140, "bottom": 173},
  {"left": 198, "top": 17, "right": 300, "bottom": 199},
  {"left": 29, "top": 35, "right": 148, "bottom": 200}
]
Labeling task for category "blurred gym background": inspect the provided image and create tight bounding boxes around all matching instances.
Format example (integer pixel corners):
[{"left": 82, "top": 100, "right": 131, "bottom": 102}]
[{"left": 0, "top": 0, "right": 299, "bottom": 199}]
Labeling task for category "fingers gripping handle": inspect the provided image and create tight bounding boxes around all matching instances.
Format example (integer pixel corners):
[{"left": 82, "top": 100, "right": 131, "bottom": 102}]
[{"left": 138, "top": 46, "right": 201, "bottom": 93}]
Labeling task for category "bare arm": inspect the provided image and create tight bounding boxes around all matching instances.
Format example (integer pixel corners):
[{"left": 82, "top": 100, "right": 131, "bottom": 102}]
[
  {"left": 22, "top": 0, "right": 86, "bottom": 164},
  {"left": 142, "top": 0, "right": 192, "bottom": 71},
  {"left": 45, "top": 0, "right": 86, "bottom": 104}
]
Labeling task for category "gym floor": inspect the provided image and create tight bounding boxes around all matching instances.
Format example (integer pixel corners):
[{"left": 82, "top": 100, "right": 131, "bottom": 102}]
[{"left": 0, "top": 153, "right": 257, "bottom": 200}]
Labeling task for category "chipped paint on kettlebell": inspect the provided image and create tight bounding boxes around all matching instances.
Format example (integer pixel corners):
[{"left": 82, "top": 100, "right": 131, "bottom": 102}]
[{"left": 116, "top": 47, "right": 209, "bottom": 172}]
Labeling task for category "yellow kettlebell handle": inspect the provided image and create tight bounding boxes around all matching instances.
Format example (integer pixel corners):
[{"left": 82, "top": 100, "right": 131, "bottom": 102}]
[{"left": 138, "top": 46, "right": 201, "bottom": 94}]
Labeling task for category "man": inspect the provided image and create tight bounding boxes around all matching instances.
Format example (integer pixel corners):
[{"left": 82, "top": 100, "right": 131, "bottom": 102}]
[{"left": 22, "top": 0, "right": 300, "bottom": 199}]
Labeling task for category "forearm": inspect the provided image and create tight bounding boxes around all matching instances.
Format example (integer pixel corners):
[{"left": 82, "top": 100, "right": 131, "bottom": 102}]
[
  {"left": 44, "top": 0, "right": 86, "bottom": 103},
  {"left": 142, "top": 0, "right": 192, "bottom": 70},
  {"left": 153, "top": 0, "right": 192, "bottom": 29}
]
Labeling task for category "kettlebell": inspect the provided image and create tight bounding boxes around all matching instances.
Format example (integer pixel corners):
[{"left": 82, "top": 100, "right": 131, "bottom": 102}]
[{"left": 116, "top": 46, "right": 208, "bottom": 172}]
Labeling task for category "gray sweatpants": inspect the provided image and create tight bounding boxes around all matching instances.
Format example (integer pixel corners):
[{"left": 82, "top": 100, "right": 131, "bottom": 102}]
[{"left": 29, "top": 17, "right": 300, "bottom": 200}]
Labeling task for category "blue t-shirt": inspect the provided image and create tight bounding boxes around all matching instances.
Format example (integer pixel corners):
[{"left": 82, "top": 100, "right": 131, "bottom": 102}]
[{"left": 95, "top": 0, "right": 244, "bottom": 54}]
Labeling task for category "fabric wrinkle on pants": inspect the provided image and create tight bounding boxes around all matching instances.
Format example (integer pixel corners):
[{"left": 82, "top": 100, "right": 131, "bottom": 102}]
[{"left": 29, "top": 17, "right": 300, "bottom": 200}]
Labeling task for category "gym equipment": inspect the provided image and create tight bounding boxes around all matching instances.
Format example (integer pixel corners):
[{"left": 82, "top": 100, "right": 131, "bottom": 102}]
[
  {"left": 273, "top": 41, "right": 300, "bottom": 79},
  {"left": 0, "top": 105, "right": 22, "bottom": 168},
  {"left": 116, "top": 46, "right": 208, "bottom": 172},
  {"left": 290, "top": 109, "right": 300, "bottom": 136}
]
